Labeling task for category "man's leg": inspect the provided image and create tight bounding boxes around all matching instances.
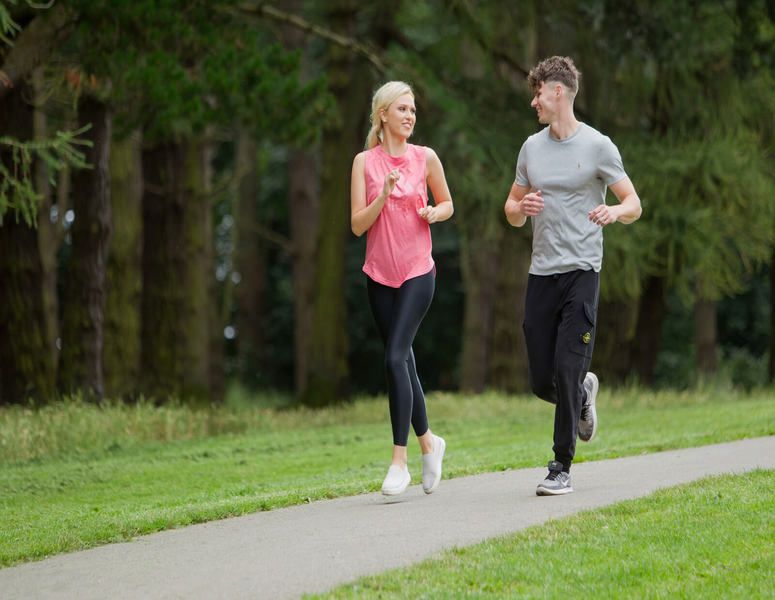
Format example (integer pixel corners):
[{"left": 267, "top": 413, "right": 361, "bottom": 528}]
[
  {"left": 523, "top": 274, "right": 561, "bottom": 404},
  {"left": 552, "top": 270, "right": 599, "bottom": 471}
]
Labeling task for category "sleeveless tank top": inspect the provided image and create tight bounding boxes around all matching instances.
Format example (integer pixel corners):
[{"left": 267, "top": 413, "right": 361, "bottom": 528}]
[{"left": 362, "top": 143, "right": 434, "bottom": 287}]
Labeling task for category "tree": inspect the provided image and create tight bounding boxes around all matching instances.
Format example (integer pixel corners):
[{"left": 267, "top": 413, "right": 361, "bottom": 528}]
[
  {"left": 103, "top": 129, "right": 142, "bottom": 399},
  {"left": 58, "top": 93, "right": 112, "bottom": 398},
  {"left": 301, "top": 1, "right": 377, "bottom": 406},
  {"left": 0, "top": 83, "right": 56, "bottom": 403}
]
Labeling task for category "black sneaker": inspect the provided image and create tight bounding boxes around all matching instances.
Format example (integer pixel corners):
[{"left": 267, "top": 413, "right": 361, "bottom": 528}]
[
  {"left": 579, "top": 372, "right": 599, "bottom": 442},
  {"left": 536, "top": 460, "right": 573, "bottom": 496}
]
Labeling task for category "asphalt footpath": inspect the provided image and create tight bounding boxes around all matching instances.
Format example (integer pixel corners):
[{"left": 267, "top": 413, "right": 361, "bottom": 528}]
[{"left": 2, "top": 436, "right": 773, "bottom": 599}]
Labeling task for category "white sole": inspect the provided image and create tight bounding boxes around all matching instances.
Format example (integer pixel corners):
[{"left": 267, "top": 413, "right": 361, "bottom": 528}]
[
  {"left": 580, "top": 372, "right": 599, "bottom": 442},
  {"left": 536, "top": 486, "right": 574, "bottom": 496}
]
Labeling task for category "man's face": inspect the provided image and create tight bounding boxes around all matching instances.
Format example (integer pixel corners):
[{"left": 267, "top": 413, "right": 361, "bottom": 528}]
[{"left": 530, "top": 81, "right": 561, "bottom": 124}]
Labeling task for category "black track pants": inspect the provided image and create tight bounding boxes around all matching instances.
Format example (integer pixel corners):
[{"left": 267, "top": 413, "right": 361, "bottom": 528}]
[
  {"left": 523, "top": 269, "right": 600, "bottom": 470},
  {"left": 367, "top": 269, "right": 435, "bottom": 446}
]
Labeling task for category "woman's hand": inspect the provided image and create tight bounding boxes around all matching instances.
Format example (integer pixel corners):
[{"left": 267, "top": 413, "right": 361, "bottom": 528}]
[
  {"left": 383, "top": 168, "right": 400, "bottom": 198},
  {"left": 417, "top": 205, "right": 440, "bottom": 224}
]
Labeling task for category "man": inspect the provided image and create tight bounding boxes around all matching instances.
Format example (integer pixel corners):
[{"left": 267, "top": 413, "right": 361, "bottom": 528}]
[{"left": 504, "top": 56, "right": 642, "bottom": 495}]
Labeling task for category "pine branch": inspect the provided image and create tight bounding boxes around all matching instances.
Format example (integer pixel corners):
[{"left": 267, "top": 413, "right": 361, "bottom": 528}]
[{"left": 0, "top": 124, "right": 92, "bottom": 226}]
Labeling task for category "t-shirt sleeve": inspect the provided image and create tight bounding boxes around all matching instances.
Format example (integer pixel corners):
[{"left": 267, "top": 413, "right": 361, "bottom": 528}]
[
  {"left": 515, "top": 142, "right": 529, "bottom": 187},
  {"left": 597, "top": 136, "right": 626, "bottom": 186}
]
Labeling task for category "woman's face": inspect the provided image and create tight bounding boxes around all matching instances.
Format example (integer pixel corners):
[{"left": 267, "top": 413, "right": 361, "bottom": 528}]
[{"left": 381, "top": 93, "right": 416, "bottom": 139}]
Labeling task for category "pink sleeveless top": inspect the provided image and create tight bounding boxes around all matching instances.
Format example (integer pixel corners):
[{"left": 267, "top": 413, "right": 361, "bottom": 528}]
[{"left": 362, "top": 144, "right": 434, "bottom": 287}]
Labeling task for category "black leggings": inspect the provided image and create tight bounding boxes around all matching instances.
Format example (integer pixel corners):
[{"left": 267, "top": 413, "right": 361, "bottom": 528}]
[{"left": 367, "top": 269, "right": 435, "bottom": 446}]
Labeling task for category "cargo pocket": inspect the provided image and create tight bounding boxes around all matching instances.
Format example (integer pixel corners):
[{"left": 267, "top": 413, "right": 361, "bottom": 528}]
[{"left": 569, "top": 301, "right": 596, "bottom": 357}]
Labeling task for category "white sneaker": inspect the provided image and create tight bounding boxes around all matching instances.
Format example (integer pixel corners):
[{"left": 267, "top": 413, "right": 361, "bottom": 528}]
[
  {"left": 381, "top": 464, "right": 410, "bottom": 496},
  {"left": 421, "top": 435, "right": 446, "bottom": 494}
]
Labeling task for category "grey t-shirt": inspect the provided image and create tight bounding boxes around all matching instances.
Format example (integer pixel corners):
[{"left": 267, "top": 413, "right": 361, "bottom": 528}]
[{"left": 515, "top": 123, "right": 626, "bottom": 275}]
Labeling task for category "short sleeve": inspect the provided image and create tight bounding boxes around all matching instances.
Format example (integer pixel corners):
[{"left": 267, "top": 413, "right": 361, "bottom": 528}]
[
  {"left": 515, "top": 142, "right": 529, "bottom": 187},
  {"left": 597, "top": 136, "right": 626, "bottom": 186}
]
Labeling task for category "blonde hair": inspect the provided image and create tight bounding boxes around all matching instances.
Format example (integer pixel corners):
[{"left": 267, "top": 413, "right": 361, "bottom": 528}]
[{"left": 365, "top": 81, "right": 414, "bottom": 150}]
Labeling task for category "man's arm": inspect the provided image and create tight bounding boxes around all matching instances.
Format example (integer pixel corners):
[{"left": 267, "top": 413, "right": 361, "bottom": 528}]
[
  {"left": 504, "top": 182, "right": 542, "bottom": 227},
  {"left": 588, "top": 176, "right": 642, "bottom": 226}
]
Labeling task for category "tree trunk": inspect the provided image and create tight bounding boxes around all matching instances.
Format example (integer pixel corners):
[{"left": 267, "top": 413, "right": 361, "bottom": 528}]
[
  {"left": 233, "top": 132, "right": 268, "bottom": 386},
  {"left": 275, "top": 3, "right": 322, "bottom": 398},
  {"left": 103, "top": 130, "right": 143, "bottom": 399},
  {"left": 200, "top": 139, "right": 222, "bottom": 402},
  {"left": 0, "top": 85, "right": 56, "bottom": 404},
  {"left": 631, "top": 275, "right": 667, "bottom": 386},
  {"left": 301, "top": 1, "right": 369, "bottom": 406},
  {"left": 289, "top": 149, "right": 320, "bottom": 397},
  {"left": 693, "top": 297, "right": 717, "bottom": 376},
  {"left": 490, "top": 231, "right": 531, "bottom": 393},
  {"left": 140, "top": 140, "right": 213, "bottom": 401},
  {"left": 769, "top": 248, "right": 775, "bottom": 383},
  {"left": 459, "top": 234, "right": 499, "bottom": 392},
  {"left": 33, "top": 67, "right": 59, "bottom": 373},
  {"left": 58, "top": 97, "right": 112, "bottom": 399}
]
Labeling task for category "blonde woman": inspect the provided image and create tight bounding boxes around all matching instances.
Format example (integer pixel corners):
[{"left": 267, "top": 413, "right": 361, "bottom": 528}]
[{"left": 350, "top": 81, "right": 454, "bottom": 496}]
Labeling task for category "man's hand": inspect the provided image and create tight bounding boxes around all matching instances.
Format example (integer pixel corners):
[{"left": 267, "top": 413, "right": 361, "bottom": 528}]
[
  {"left": 588, "top": 203, "right": 619, "bottom": 226},
  {"left": 520, "top": 190, "right": 544, "bottom": 216}
]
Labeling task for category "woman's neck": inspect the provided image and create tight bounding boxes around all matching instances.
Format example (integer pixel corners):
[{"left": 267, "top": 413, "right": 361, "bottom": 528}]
[{"left": 380, "top": 132, "right": 409, "bottom": 157}]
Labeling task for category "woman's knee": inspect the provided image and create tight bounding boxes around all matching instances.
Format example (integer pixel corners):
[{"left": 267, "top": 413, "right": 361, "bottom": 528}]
[{"left": 385, "top": 349, "right": 408, "bottom": 375}]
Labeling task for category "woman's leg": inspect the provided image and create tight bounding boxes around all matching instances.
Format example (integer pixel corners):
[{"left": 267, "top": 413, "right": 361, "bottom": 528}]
[
  {"left": 384, "top": 271, "right": 435, "bottom": 446},
  {"left": 367, "top": 272, "right": 435, "bottom": 453},
  {"left": 407, "top": 348, "right": 434, "bottom": 453}
]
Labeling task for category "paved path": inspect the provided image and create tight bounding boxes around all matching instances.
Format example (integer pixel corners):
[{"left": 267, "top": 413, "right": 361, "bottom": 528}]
[{"left": 2, "top": 436, "right": 773, "bottom": 599}]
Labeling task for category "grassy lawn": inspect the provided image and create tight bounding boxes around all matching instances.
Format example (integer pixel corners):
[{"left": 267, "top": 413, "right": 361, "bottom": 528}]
[
  {"left": 316, "top": 469, "right": 775, "bottom": 599},
  {"left": 1, "top": 387, "right": 774, "bottom": 567}
]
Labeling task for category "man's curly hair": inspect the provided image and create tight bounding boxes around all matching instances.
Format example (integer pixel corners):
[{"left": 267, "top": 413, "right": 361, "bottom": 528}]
[{"left": 527, "top": 56, "right": 580, "bottom": 96}]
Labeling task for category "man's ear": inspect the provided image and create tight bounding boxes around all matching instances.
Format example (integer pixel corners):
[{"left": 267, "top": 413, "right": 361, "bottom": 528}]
[{"left": 554, "top": 83, "right": 563, "bottom": 98}]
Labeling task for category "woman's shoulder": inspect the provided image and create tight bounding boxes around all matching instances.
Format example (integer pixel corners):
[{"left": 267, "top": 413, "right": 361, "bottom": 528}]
[
  {"left": 420, "top": 145, "right": 442, "bottom": 165},
  {"left": 353, "top": 149, "right": 371, "bottom": 164},
  {"left": 412, "top": 144, "right": 435, "bottom": 159}
]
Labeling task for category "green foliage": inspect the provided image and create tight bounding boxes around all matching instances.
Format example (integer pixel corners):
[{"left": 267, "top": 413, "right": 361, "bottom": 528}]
[
  {"left": 625, "top": 129, "right": 775, "bottom": 303},
  {"left": 588, "top": 1, "right": 775, "bottom": 303},
  {"left": 0, "top": 126, "right": 91, "bottom": 225},
  {"left": 63, "top": 0, "right": 333, "bottom": 143}
]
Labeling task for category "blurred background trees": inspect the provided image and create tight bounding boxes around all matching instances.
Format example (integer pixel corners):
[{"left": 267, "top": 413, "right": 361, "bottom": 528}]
[{"left": 0, "top": 0, "right": 773, "bottom": 406}]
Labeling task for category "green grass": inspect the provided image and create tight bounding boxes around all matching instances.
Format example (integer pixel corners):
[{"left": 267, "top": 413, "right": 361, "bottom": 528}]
[
  {"left": 316, "top": 470, "right": 775, "bottom": 599},
  {"left": 1, "top": 387, "right": 774, "bottom": 567}
]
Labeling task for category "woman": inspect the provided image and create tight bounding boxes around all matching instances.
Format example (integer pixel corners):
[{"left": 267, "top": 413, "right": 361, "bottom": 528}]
[{"left": 350, "top": 81, "right": 454, "bottom": 496}]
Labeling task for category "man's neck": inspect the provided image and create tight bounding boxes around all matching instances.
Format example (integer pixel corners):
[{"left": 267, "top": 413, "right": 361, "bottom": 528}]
[{"left": 548, "top": 114, "right": 581, "bottom": 140}]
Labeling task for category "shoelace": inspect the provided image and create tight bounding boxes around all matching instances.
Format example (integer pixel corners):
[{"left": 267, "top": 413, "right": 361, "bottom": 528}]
[
  {"left": 580, "top": 404, "right": 590, "bottom": 421},
  {"left": 546, "top": 470, "right": 562, "bottom": 481}
]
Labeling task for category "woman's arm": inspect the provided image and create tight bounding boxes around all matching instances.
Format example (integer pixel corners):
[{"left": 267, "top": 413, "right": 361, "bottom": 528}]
[
  {"left": 351, "top": 152, "right": 397, "bottom": 237},
  {"left": 419, "top": 147, "right": 454, "bottom": 224}
]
